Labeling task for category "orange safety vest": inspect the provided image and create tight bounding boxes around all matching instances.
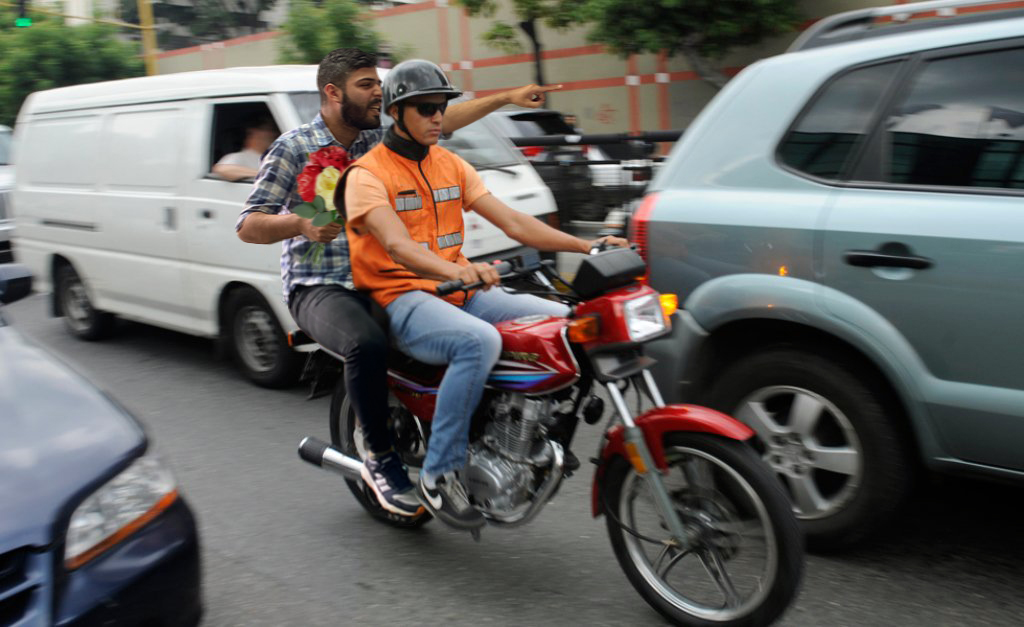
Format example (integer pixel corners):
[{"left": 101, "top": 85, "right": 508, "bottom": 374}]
[{"left": 344, "top": 143, "right": 472, "bottom": 308}]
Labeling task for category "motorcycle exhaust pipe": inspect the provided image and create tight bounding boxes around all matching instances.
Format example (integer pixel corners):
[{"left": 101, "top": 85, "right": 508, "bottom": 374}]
[{"left": 298, "top": 436, "right": 364, "bottom": 482}]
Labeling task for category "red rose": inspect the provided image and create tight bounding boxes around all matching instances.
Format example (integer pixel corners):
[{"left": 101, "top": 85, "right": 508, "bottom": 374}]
[
  {"left": 310, "top": 145, "right": 350, "bottom": 170},
  {"left": 297, "top": 164, "right": 322, "bottom": 202}
]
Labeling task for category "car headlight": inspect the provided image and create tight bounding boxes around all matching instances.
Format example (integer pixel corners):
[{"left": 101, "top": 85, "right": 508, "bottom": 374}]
[
  {"left": 64, "top": 453, "right": 178, "bottom": 569},
  {"left": 623, "top": 293, "right": 667, "bottom": 342}
]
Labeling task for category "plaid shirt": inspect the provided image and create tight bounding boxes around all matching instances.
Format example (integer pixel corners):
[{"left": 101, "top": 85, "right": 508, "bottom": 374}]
[{"left": 236, "top": 113, "right": 385, "bottom": 303}]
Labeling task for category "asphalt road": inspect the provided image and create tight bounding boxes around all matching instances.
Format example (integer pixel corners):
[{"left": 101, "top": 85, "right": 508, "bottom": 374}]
[{"left": 6, "top": 291, "right": 1024, "bottom": 627}]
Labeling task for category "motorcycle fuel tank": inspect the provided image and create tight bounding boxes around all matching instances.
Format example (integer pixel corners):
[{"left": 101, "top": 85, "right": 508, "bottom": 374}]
[{"left": 488, "top": 315, "right": 579, "bottom": 393}]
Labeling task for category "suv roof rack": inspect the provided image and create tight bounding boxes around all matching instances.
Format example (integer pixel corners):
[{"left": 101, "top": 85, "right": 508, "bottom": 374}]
[{"left": 789, "top": 0, "right": 1022, "bottom": 52}]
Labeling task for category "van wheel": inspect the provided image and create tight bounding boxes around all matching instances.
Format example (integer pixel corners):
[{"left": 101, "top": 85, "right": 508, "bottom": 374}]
[
  {"left": 57, "top": 264, "right": 113, "bottom": 340},
  {"left": 705, "top": 345, "right": 913, "bottom": 552},
  {"left": 225, "top": 287, "right": 302, "bottom": 388}
]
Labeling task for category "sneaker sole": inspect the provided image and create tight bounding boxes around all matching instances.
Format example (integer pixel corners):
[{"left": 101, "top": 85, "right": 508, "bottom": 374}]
[
  {"left": 416, "top": 485, "right": 486, "bottom": 530},
  {"left": 361, "top": 465, "right": 425, "bottom": 517}
]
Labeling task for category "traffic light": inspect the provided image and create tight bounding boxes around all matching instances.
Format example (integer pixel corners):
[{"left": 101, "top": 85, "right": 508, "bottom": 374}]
[{"left": 15, "top": 0, "right": 32, "bottom": 27}]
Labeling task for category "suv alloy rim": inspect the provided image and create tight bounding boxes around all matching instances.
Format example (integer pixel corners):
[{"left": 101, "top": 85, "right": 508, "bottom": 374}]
[{"left": 734, "top": 385, "right": 863, "bottom": 520}]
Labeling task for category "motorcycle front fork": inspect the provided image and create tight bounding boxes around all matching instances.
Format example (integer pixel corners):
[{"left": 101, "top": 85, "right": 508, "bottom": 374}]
[{"left": 604, "top": 370, "right": 693, "bottom": 550}]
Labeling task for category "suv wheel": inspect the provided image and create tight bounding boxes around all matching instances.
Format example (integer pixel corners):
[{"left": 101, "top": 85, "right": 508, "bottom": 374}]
[
  {"left": 225, "top": 287, "right": 302, "bottom": 388},
  {"left": 57, "top": 264, "right": 114, "bottom": 340},
  {"left": 706, "top": 345, "right": 913, "bottom": 551}
]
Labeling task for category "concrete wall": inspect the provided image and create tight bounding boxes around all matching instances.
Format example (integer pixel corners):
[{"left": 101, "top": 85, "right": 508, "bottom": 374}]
[{"left": 153, "top": 0, "right": 902, "bottom": 133}]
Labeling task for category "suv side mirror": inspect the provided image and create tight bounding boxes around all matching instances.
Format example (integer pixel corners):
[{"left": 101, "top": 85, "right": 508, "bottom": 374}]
[{"left": 0, "top": 264, "right": 33, "bottom": 305}]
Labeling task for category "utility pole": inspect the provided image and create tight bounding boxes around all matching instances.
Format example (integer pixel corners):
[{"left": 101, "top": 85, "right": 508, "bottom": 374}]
[{"left": 137, "top": 0, "right": 158, "bottom": 76}]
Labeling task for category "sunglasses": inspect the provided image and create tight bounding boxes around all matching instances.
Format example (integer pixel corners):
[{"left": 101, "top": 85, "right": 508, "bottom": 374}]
[{"left": 410, "top": 101, "right": 448, "bottom": 117}]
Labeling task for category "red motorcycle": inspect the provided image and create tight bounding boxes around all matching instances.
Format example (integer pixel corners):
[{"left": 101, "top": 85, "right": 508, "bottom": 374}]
[{"left": 298, "top": 247, "right": 802, "bottom": 626}]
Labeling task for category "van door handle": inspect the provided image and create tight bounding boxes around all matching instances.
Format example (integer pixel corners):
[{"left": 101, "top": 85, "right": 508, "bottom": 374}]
[
  {"left": 164, "top": 207, "right": 177, "bottom": 230},
  {"left": 199, "top": 209, "right": 214, "bottom": 219},
  {"left": 843, "top": 244, "right": 932, "bottom": 270}
]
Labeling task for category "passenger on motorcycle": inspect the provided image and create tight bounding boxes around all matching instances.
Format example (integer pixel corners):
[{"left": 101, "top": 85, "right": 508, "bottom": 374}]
[
  {"left": 340, "top": 59, "right": 627, "bottom": 529},
  {"left": 237, "top": 48, "right": 563, "bottom": 519}
]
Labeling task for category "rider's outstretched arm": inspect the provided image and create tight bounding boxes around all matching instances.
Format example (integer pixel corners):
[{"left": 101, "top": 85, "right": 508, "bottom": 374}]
[{"left": 442, "top": 84, "right": 563, "bottom": 134}]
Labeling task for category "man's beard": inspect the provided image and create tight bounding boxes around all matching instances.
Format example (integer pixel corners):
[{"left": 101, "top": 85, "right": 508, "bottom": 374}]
[{"left": 341, "top": 91, "right": 381, "bottom": 130}]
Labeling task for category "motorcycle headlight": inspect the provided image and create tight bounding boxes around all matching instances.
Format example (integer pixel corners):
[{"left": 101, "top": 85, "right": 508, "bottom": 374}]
[
  {"left": 64, "top": 453, "right": 178, "bottom": 569},
  {"left": 623, "top": 293, "right": 667, "bottom": 342}
]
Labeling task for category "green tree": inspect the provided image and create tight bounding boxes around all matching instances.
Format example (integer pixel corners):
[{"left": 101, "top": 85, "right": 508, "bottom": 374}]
[
  {"left": 0, "top": 12, "right": 144, "bottom": 127},
  {"left": 580, "top": 0, "right": 800, "bottom": 89},
  {"left": 456, "top": 0, "right": 580, "bottom": 87},
  {"left": 278, "top": 0, "right": 384, "bottom": 65}
]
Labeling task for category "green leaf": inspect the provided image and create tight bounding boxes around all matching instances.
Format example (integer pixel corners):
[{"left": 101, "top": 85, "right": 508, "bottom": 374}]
[
  {"left": 292, "top": 203, "right": 318, "bottom": 219},
  {"left": 312, "top": 212, "right": 333, "bottom": 227},
  {"left": 313, "top": 195, "right": 326, "bottom": 212}
]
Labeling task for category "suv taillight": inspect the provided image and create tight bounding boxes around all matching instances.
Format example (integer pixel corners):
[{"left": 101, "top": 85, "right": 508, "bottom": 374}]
[
  {"left": 520, "top": 146, "right": 543, "bottom": 158},
  {"left": 630, "top": 192, "right": 658, "bottom": 263}
]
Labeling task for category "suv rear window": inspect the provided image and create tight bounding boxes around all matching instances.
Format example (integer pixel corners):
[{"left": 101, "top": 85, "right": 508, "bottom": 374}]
[
  {"left": 882, "top": 46, "right": 1024, "bottom": 190},
  {"left": 778, "top": 61, "right": 901, "bottom": 180}
]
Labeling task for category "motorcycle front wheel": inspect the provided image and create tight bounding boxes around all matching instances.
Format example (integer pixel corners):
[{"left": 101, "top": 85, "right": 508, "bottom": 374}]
[
  {"left": 603, "top": 433, "right": 803, "bottom": 627},
  {"left": 329, "top": 383, "right": 431, "bottom": 528}
]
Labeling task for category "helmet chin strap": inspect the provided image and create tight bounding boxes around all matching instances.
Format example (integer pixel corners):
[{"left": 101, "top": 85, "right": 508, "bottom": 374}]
[{"left": 395, "top": 104, "right": 427, "bottom": 148}]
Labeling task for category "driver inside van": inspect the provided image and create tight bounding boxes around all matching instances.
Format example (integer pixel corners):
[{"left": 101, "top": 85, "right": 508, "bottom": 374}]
[{"left": 213, "top": 119, "right": 278, "bottom": 182}]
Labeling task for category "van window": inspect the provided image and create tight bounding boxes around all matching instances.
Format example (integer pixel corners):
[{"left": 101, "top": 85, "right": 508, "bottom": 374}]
[
  {"left": 209, "top": 102, "right": 280, "bottom": 180},
  {"left": 778, "top": 61, "right": 901, "bottom": 180},
  {"left": 19, "top": 115, "right": 103, "bottom": 187},
  {"left": 289, "top": 92, "right": 320, "bottom": 126},
  {"left": 882, "top": 47, "right": 1024, "bottom": 190}
]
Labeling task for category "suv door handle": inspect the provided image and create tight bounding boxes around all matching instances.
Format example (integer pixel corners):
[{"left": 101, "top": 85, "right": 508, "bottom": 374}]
[{"left": 843, "top": 247, "right": 933, "bottom": 270}]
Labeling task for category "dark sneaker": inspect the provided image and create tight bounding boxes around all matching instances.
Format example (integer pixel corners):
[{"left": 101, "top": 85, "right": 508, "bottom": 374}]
[
  {"left": 417, "top": 472, "right": 485, "bottom": 529},
  {"left": 361, "top": 451, "right": 424, "bottom": 517},
  {"left": 563, "top": 448, "right": 581, "bottom": 474}
]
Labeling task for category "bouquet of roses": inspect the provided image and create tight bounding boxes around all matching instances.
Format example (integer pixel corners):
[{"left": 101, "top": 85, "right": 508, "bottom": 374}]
[{"left": 293, "top": 145, "right": 351, "bottom": 265}]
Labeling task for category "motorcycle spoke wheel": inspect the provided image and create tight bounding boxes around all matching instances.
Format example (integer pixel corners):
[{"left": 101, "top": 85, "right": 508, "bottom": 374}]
[{"left": 604, "top": 433, "right": 802, "bottom": 626}]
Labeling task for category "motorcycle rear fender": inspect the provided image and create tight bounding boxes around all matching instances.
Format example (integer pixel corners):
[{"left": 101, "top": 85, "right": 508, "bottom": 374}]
[{"left": 590, "top": 405, "right": 754, "bottom": 517}]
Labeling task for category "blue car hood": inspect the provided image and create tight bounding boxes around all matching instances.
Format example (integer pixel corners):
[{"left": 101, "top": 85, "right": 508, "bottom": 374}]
[{"left": 0, "top": 326, "right": 145, "bottom": 549}]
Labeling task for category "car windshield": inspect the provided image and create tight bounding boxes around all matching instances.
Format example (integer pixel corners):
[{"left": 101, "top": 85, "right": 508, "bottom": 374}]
[
  {"left": 0, "top": 128, "right": 12, "bottom": 165},
  {"left": 287, "top": 92, "right": 521, "bottom": 168}
]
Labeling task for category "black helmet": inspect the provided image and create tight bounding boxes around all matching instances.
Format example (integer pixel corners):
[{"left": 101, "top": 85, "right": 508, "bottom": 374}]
[{"left": 383, "top": 59, "right": 462, "bottom": 112}]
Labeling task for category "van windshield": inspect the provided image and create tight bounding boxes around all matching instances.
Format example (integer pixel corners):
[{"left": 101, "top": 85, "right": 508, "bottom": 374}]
[
  {"left": 287, "top": 92, "right": 522, "bottom": 169},
  {"left": 0, "top": 128, "right": 11, "bottom": 165}
]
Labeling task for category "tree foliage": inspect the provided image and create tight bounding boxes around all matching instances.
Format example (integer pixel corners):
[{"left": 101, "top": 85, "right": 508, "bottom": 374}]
[
  {"left": 457, "top": 0, "right": 578, "bottom": 54},
  {"left": 278, "top": 0, "right": 384, "bottom": 65},
  {"left": 581, "top": 0, "right": 800, "bottom": 88},
  {"left": 0, "top": 9, "right": 145, "bottom": 127},
  {"left": 458, "top": 0, "right": 800, "bottom": 90}
]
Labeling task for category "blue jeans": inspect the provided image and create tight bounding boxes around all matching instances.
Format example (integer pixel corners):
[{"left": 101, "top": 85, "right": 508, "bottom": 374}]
[{"left": 385, "top": 288, "right": 569, "bottom": 479}]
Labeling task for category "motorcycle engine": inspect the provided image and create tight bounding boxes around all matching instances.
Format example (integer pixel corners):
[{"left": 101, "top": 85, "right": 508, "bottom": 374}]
[{"left": 462, "top": 393, "right": 556, "bottom": 517}]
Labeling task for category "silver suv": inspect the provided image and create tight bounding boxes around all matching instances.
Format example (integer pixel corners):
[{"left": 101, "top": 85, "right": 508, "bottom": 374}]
[{"left": 638, "top": 0, "right": 1024, "bottom": 550}]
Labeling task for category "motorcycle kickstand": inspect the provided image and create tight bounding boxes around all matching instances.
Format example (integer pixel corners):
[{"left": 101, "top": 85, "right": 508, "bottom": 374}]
[{"left": 470, "top": 527, "right": 481, "bottom": 543}]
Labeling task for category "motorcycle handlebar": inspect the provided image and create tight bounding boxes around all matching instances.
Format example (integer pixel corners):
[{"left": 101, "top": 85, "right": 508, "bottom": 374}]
[{"left": 436, "top": 261, "right": 514, "bottom": 296}]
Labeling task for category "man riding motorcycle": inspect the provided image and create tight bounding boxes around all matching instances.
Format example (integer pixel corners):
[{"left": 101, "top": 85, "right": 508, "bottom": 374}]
[{"left": 339, "top": 59, "right": 627, "bottom": 529}]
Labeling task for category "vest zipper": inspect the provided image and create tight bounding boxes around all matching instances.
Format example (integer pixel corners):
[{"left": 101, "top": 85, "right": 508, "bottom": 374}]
[{"left": 416, "top": 159, "right": 441, "bottom": 236}]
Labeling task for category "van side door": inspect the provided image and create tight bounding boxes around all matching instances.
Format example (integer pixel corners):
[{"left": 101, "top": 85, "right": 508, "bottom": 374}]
[{"left": 178, "top": 96, "right": 297, "bottom": 336}]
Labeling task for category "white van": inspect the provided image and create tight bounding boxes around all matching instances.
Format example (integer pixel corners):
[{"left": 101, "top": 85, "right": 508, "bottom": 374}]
[
  {"left": 11, "top": 66, "right": 557, "bottom": 387},
  {"left": 0, "top": 125, "right": 13, "bottom": 264}
]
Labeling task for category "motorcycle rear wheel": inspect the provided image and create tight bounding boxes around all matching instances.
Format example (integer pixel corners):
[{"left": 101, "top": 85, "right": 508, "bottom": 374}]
[
  {"left": 329, "top": 382, "right": 431, "bottom": 528},
  {"left": 603, "top": 433, "right": 802, "bottom": 627}
]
